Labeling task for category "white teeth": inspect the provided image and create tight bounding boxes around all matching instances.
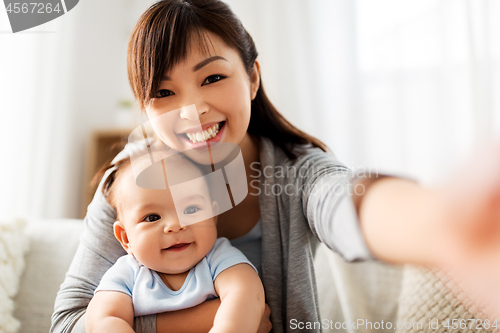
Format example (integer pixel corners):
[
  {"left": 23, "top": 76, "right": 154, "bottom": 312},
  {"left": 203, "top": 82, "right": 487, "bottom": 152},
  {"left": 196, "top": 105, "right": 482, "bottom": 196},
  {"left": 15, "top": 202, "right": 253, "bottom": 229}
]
[{"left": 185, "top": 123, "right": 221, "bottom": 144}]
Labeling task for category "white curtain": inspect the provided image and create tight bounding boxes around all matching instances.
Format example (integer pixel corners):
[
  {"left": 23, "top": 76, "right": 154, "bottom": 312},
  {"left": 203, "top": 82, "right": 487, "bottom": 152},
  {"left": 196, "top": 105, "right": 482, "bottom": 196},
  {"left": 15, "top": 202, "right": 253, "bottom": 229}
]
[
  {"left": 0, "top": 16, "right": 75, "bottom": 219},
  {"left": 228, "top": 0, "right": 500, "bottom": 184},
  {"left": 354, "top": 0, "right": 500, "bottom": 183}
]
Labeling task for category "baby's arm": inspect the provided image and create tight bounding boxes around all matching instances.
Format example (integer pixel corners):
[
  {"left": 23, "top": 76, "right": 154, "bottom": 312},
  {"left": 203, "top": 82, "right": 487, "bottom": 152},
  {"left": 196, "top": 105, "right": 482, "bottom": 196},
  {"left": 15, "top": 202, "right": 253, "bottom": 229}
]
[
  {"left": 211, "top": 263, "right": 265, "bottom": 333},
  {"left": 85, "top": 291, "right": 134, "bottom": 333}
]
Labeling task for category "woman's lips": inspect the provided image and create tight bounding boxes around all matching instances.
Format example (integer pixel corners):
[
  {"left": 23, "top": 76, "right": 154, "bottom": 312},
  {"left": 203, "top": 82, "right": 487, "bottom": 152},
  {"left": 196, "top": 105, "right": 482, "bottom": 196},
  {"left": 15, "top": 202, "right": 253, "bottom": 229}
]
[
  {"left": 164, "top": 243, "right": 191, "bottom": 252},
  {"left": 179, "top": 121, "right": 226, "bottom": 149}
]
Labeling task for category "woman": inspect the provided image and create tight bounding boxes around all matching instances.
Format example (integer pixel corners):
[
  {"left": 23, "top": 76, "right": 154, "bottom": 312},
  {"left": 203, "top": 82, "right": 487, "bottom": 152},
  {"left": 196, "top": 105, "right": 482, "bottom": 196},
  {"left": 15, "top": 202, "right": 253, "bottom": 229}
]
[{"left": 51, "top": 1, "right": 500, "bottom": 332}]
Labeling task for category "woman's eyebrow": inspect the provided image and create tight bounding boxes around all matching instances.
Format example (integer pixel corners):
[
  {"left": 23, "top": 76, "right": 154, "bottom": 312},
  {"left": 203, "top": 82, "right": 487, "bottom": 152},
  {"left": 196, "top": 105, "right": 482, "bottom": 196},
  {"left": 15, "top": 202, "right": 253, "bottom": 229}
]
[
  {"left": 162, "top": 56, "right": 228, "bottom": 81},
  {"left": 193, "top": 55, "right": 228, "bottom": 72}
]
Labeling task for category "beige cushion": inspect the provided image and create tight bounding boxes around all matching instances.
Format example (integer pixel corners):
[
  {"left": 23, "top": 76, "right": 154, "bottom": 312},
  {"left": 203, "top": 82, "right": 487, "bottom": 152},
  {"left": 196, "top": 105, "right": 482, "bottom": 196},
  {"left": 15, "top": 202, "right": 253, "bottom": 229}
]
[
  {"left": 13, "top": 219, "right": 83, "bottom": 333},
  {"left": 0, "top": 218, "right": 29, "bottom": 333},
  {"left": 396, "top": 266, "right": 499, "bottom": 333}
]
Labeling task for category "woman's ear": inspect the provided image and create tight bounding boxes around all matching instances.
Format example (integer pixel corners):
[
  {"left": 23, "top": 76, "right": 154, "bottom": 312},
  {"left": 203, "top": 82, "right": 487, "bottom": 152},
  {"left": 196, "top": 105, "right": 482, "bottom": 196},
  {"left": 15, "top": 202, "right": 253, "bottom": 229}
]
[
  {"left": 250, "top": 60, "right": 261, "bottom": 101},
  {"left": 113, "top": 221, "right": 133, "bottom": 255}
]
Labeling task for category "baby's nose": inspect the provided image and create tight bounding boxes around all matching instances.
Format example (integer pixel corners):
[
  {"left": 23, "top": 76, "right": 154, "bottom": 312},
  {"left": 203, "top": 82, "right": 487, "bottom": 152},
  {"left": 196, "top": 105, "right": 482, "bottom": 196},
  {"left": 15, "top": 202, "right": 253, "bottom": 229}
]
[{"left": 163, "top": 219, "right": 186, "bottom": 233}]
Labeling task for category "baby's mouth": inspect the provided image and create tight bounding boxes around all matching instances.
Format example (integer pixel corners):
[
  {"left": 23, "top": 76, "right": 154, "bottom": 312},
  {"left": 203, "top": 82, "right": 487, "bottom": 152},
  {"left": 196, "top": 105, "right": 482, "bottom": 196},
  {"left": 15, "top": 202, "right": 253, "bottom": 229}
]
[
  {"left": 182, "top": 121, "right": 225, "bottom": 144},
  {"left": 163, "top": 242, "right": 191, "bottom": 251}
]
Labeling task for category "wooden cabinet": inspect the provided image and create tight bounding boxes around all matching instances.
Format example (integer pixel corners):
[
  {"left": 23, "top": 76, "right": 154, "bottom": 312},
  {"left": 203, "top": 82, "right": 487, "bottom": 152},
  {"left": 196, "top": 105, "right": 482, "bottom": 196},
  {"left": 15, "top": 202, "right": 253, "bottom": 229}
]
[{"left": 80, "top": 128, "right": 132, "bottom": 218}]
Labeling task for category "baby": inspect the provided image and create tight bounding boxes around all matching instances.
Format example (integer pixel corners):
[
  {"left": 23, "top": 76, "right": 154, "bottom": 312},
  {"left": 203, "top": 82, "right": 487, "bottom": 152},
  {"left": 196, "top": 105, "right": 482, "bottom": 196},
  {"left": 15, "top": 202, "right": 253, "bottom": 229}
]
[{"left": 85, "top": 155, "right": 264, "bottom": 333}]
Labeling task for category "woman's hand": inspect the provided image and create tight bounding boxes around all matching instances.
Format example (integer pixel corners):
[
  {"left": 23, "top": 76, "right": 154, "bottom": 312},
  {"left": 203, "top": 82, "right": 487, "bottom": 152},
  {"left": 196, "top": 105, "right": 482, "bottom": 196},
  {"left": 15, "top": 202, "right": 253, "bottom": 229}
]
[
  {"left": 359, "top": 142, "right": 500, "bottom": 317},
  {"left": 439, "top": 144, "right": 500, "bottom": 257},
  {"left": 433, "top": 144, "right": 500, "bottom": 317}
]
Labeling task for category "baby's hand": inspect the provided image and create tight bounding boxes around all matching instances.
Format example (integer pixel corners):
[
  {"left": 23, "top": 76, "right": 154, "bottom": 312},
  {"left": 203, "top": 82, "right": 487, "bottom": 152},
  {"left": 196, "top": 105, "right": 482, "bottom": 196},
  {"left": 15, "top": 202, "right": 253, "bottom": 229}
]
[
  {"left": 210, "top": 263, "right": 265, "bottom": 333},
  {"left": 85, "top": 291, "right": 135, "bottom": 333},
  {"left": 256, "top": 304, "right": 272, "bottom": 333}
]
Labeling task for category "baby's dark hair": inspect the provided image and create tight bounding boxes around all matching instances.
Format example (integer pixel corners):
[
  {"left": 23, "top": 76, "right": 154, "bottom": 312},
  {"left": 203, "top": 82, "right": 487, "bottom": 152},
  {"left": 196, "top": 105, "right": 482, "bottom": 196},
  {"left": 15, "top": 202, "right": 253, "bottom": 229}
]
[
  {"left": 92, "top": 157, "right": 132, "bottom": 215},
  {"left": 92, "top": 153, "right": 214, "bottom": 218}
]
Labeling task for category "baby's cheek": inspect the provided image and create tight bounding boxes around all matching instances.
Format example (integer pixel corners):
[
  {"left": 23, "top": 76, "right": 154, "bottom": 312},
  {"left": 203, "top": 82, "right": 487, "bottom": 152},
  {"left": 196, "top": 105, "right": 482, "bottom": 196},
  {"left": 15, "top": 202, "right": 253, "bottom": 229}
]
[
  {"left": 194, "top": 223, "right": 218, "bottom": 248},
  {"left": 207, "top": 227, "right": 219, "bottom": 247},
  {"left": 135, "top": 234, "right": 159, "bottom": 255}
]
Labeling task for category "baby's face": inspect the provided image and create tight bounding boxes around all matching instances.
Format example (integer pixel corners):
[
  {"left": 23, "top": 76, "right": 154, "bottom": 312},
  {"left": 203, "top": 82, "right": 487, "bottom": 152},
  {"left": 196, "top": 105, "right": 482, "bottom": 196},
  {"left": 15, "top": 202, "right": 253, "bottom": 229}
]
[{"left": 114, "top": 164, "right": 218, "bottom": 275}]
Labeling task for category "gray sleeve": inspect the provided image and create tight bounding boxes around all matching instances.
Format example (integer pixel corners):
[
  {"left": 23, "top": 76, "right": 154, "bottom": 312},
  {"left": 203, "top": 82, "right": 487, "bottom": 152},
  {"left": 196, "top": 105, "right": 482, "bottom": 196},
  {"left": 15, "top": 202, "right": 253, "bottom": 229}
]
[
  {"left": 50, "top": 168, "right": 157, "bottom": 333},
  {"left": 299, "top": 151, "right": 375, "bottom": 262}
]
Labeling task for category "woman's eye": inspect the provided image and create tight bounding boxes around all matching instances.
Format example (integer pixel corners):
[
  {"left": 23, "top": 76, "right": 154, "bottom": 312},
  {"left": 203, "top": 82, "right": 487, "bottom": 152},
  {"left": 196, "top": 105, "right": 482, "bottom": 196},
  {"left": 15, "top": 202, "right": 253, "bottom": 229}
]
[
  {"left": 203, "top": 74, "right": 226, "bottom": 85},
  {"left": 143, "top": 214, "right": 161, "bottom": 222},
  {"left": 183, "top": 206, "right": 200, "bottom": 215},
  {"left": 155, "top": 89, "right": 174, "bottom": 98}
]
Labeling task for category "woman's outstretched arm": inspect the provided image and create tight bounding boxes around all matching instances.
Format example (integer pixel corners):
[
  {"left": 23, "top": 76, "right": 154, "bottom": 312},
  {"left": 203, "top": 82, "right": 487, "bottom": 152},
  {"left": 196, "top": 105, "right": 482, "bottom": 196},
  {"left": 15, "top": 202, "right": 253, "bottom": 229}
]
[
  {"left": 354, "top": 177, "right": 444, "bottom": 265},
  {"left": 302, "top": 143, "right": 500, "bottom": 314},
  {"left": 357, "top": 144, "right": 500, "bottom": 268},
  {"left": 302, "top": 143, "right": 500, "bottom": 267},
  {"left": 354, "top": 145, "right": 500, "bottom": 314}
]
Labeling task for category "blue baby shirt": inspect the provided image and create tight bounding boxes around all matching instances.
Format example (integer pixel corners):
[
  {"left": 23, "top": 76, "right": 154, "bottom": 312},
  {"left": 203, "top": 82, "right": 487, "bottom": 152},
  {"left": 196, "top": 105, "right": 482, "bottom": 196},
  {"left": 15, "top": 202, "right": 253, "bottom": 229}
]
[{"left": 95, "top": 237, "right": 257, "bottom": 316}]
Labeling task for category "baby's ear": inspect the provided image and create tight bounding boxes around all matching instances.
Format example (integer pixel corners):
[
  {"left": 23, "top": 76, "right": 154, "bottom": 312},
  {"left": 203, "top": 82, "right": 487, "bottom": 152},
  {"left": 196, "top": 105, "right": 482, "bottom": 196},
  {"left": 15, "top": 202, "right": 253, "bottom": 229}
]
[{"left": 113, "top": 221, "right": 132, "bottom": 255}]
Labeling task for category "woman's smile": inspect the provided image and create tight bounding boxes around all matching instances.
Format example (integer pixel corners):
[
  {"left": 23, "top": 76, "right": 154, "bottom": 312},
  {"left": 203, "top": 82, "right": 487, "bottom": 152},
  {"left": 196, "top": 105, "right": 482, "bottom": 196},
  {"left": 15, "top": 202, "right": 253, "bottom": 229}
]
[
  {"left": 178, "top": 121, "right": 226, "bottom": 149},
  {"left": 181, "top": 121, "right": 221, "bottom": 143}
]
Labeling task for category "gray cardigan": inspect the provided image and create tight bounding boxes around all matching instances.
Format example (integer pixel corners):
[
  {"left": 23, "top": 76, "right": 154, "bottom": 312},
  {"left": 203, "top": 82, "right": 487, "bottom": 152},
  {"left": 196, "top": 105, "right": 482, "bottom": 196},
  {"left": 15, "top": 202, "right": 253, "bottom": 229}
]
[{"left": 51, "top": 137, "right": 372, "bottom": 333}]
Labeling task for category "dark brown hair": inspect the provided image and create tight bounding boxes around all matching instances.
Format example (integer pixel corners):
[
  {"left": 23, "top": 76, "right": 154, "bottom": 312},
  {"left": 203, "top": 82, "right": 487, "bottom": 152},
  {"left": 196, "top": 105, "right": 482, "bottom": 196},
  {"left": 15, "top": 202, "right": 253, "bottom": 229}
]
[
  {"left": 92, "top": 157, "right": 132, "bottom": 217},
  {"left": 127, "top": 0, "right": 327, "bottom": 159}
]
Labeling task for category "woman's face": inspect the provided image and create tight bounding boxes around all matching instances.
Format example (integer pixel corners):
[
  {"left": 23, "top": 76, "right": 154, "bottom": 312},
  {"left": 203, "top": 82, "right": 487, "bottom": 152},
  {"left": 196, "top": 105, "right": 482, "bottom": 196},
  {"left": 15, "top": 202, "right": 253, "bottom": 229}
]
[{"left": 145, "top": 31, "right": 260, "bottom": 165}]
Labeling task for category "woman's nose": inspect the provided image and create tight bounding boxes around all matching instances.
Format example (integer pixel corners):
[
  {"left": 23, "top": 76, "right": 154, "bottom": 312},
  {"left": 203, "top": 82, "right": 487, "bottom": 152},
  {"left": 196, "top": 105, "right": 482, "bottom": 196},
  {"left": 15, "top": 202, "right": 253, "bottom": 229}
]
[{"left": 179, "top": 103, "right": 208, "bottom": 121}]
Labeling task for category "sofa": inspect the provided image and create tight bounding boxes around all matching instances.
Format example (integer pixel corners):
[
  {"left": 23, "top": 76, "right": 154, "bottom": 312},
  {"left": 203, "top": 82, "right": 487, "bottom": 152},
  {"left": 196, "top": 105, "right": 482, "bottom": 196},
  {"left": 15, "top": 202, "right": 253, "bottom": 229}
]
[{"left": 10, "top": 219, "right": 490, "bottom": 333}]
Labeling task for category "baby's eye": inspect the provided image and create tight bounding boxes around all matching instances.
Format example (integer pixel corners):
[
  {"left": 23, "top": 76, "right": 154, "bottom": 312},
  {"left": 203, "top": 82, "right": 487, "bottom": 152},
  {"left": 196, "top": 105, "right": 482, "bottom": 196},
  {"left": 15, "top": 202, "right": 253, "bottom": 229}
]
[
  {"left": 155, "top": 89, "right": 174, "bottom": 98},
  {"left": 202, "top": 74, "right": 226, "bottom": 85},
  {"left": 143, "top": 214, "right": 161, "bottom": 222},
  {"left": 183, "top": 206, "right": 200, "bottom": 215}
]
